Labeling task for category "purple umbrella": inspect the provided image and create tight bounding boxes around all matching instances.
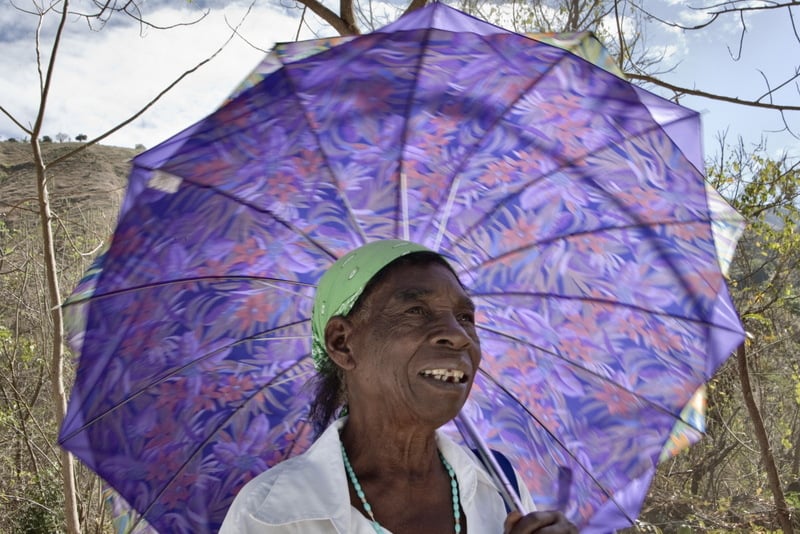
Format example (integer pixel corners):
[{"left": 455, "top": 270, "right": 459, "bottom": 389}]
[{"left": 59, "top": 4, "right": 745, "bottom": 533}]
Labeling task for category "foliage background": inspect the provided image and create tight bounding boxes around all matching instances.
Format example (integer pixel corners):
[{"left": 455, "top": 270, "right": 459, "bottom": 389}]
[{"left": 0, "top": 0, "right": 799, "bottom": 532}]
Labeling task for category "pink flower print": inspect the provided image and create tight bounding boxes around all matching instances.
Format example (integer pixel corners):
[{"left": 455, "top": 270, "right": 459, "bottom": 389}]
[
  {"left": 572, "top": 234, "right": 609, "bottom": 256},
  {"left": 213, "top": 415, "right": 272, "bottom": 473},
  {"left": 144, "top": 445, "right": 186, "bottom": 484},
  {"left": 344, "top": 80, "right": 396, "bottom": 116},
  {"left": 531, "top": 402, "right": 561, "bottom": 433},
  {"left": 292, "top": 149, "right": 326, "bottom": 183},
  {"left": 212, "top": 374, "right": 256, "bottom": 406},
  {"left": 648, "top": 322, "right": 685, "bottom": 353},
  {"left": 268, "top": 172, "right": 301, "bottom": 204},
  {"left": 278, "top": 424, "right": 314, "bottom": 458},
  {"left": 197, "top": 380, "right": 221, "bottom": 411},
  {"left": 185, "top": 155, "right": 239, "bottom": 186},
  {"left": 231, "top": 236, "right": 271, "bottom": 267},
  {"left": 233, "top": 292, "right": 277, "bottom": 331},
  {"left": 153, "top": 379, "right": 192, "bottom": 412},
  {"left": 617, "top": 313, "right": 648, "bottom": 343},
  {"left": 594, "top": 381, "right": 637, "bottom": 416},
  {"left": 500, "top": 216, "right": 543, "bottom": 251},
  {"left": 480, "top": 157, "right": 520, "bottom": 188},
  {"left": 161, "top": 483, "right": 192, "bottom": 510}
]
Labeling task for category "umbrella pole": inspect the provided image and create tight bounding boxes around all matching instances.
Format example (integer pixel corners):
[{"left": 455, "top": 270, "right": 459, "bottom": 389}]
[{"left": 455, "top": 413, "right": 526, "bottom": 514}]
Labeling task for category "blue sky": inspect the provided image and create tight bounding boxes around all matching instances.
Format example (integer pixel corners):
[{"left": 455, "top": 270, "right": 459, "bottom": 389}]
[{"left": 1, "top": 0, "right": 797, "bottom": 163}]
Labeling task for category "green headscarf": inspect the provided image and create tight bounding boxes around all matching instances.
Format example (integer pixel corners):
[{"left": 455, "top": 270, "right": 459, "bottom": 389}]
[{"left": 311, "top": 239, "right": 439, "bottom": 375}]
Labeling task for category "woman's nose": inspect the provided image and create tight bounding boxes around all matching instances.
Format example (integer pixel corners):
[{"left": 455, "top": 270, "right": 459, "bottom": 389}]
[{"left": 430, "top": 313, "right": 472, "bottom": 349}]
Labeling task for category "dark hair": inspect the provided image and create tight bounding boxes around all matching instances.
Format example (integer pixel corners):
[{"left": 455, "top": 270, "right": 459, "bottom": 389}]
[{"left": 307, "top": 251, "right": 459, "bottom": 435}]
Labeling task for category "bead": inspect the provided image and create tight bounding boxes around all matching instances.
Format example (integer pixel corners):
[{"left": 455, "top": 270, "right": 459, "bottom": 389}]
[{"left": 341, "top": 440, "right": 461, "bottom": 533}]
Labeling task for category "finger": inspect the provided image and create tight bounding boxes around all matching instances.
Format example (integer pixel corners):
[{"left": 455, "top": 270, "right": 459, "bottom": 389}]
[
  {"left": 503, "top": 511, "right": 522, "bottom": 534},
  {"left": 505, "top": 511, "right": 560, "bottom": 533}
]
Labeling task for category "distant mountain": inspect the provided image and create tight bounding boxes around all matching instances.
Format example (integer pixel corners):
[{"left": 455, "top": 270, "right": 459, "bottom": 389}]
[{"left": 0, "top": 141, "right": 135, "bottom": 232}]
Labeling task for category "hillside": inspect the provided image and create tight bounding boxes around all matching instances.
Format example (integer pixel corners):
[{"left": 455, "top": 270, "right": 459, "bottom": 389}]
[
  {"left": 0, "top": 141, "right": 135, "bottom": 230},
  {"left": 0, "top": 141, "right": 136, "bottom": 333}
]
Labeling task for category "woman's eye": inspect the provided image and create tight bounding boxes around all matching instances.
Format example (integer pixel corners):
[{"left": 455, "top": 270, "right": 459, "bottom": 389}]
[
  {"left": 458, "top": 312, "right": 475, "bottom": 324},
  {"left": 406, "top": 306, "right": 426, "bottom": 315}
]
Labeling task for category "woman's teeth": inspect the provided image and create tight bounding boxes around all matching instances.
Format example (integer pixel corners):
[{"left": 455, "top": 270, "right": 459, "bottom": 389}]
[{"left": 420, "top": 369, "right": 466, "bottom": 383}]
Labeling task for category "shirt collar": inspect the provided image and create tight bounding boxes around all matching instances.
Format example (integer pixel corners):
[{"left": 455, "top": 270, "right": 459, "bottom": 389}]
[
  {"left": 251, "top": 418, "right": 502, "bottom": 530},
  {"left": 251, "top": 418, "right": 353, "bottom": 531}
]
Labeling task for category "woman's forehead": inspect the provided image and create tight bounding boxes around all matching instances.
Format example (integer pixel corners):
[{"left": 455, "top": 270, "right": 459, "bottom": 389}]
[{"left": 372, "top": 263, "right": 473, "bottom": 306}]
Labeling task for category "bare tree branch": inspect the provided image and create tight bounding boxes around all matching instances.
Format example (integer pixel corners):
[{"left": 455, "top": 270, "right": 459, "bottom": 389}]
[
  {"left": 727, "top": 9, "right": 746, "bottom": 61},
  {"left": 295, "top": 0, "right": 360, "bottom": 35},
  {"left": 295, "top": 4, "right": 307, "bottom": 41},
  {"left": 0, "top": 105, "right": 33, "bottom": 135},
  {"left": 46, "top": 2, "right": 253, "bottom": 168},
  {"left": 224, "top": 1, "right": 268, "bottom": 54},
  {"left": 403, "top": 0, "right": 428, "bottom": 17},
  {"left": 625, "top": 72, "right": 800, "bottom": 112},
  {"left": 340, "top": 0, "right": 356, "bottom": 33},
  {"left": 634, "top": 1, "right": 799, "bottom": 31},
  {"left": 70, "top": 1, "right": 210, "bottom": 32}
]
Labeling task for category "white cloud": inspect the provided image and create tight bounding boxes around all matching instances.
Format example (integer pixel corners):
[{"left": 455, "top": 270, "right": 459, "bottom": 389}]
[
  {"left": 1, "top": 0, "right": 797, "bottom": 160},
  {"left": 0, "top": 1, "right": 324, "bottom": 147}
]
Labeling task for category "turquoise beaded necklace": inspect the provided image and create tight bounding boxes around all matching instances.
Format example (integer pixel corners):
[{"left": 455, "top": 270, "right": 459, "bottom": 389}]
[{"left": 340, "top": 442, "right": 462, "bottom": 533}]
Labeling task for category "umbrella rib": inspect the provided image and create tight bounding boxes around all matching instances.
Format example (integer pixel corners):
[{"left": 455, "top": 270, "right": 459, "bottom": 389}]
[
  {"left": 455, "top": 218, "right": 724, "bottom": 276},
  {"left": 448, "top": 122, "right": 684, "bottom": 250},
  {"left": 627, "top": 87, "right": 706, "bottom": 177},
  {"left": 63, "top": 272, "right": 312, "bottom": 443},
  {"left": 457, "top": 215, "right": 730, "bottom": 319},
  {"left": 470, "top": 288, "right": 741, "bottom": 334},
  {"left": 475, "top": 322, "right": 706, "bottom": 433},
  {"left": 134, "top": 167, "right": 348, "bottom": 264},
  {"left": 61, "top": 275, "right": 315, "bottom": 308},
  {"left": 279, "top": 39, "right": 414, "bottom": 245},
  {"left": 281, "top": 417, "right": 313, "bottom": 463},
  {"left": 397, "top": 25, "right": 434, "bottom": 241},
  {"left": 58, "top": 319, "right": 311, "bottom": 442},
  {"left": 438, "top": 107, "right": 709, "bottom": 273},
  {"left": 474, "top": 366, "right": 636, "bottom": 526},
  {"left": 431, "top": 35, "right": 576, "bottom": 250},
  {"left": 456, "top": 124, "right": 718, "bottom": 322},
  {"left": 133, "top": 354, "right": 316, "bottom": 529}
]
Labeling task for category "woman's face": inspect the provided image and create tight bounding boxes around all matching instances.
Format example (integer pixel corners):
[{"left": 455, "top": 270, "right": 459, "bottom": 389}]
[{"left": 344, "top": 262, "right": 482, "bottom": 429}]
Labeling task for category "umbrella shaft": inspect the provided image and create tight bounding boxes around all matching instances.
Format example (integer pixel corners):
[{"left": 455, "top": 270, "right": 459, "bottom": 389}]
[{"left": 456, "top": 413, "right": 526, "bottom": 513}]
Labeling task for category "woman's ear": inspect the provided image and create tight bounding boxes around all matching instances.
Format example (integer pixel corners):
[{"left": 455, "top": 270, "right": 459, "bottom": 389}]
[{"left": 324, "top": 316, "right": 357, "bottom": 370}]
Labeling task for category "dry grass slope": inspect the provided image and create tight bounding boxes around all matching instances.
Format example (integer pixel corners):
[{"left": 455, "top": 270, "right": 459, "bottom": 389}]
[
  {"left": 0, "top": 141, "right": 136, "bottom": 333},
  {"left": 0, "top": 141, "right": 137, "bottom": 532},
  {"left": 0, "top": 141, "right": 135, "bottom": 230}
]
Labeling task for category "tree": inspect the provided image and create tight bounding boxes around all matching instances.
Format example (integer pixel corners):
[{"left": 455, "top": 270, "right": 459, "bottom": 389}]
[
  {"left": 717, "top": 142, "right": 800, "bottom": 534},
  {"left": 74, "top": 134, "right": 87, "bottom": 142},
  {"left": 0, "top": 0, "right": 245, "bottom": 531},
  {"left": 641, "top": 139, "right": 800, "bottom": 532},
  {"left": 55, "top": 133, "right": 69, "bottom": 143},
  {"left": 289, "top": 0, "right": 799, "bottom": 148}
]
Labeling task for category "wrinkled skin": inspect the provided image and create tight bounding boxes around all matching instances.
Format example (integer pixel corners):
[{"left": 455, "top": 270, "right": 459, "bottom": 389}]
[{"left": 325, "top": 261, "right": 577, "bottom": 534}]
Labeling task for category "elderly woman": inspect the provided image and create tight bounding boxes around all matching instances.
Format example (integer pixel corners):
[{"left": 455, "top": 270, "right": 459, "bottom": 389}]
[{"left": 221, "top": 240, "right": 577, "bottom": 534}]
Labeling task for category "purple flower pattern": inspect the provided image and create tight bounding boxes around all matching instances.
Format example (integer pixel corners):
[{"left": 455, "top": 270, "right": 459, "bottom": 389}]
[{"left": 60, "top": 5, "right": 744, "bottom": 533}]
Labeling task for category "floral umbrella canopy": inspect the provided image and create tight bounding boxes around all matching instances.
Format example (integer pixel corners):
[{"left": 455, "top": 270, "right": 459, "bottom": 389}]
[{"left": 59, "top": 4, "right": 745, "bottom": 533}]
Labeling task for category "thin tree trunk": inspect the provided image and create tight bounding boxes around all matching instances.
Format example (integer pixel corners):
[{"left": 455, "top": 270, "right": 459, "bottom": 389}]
[
  {"left": 28, "top": 0, "right": 81, "bottom": 528},
  {"left": 791, "top": 404, "right": 799, "bottom": 478},
  {"left": 32, "top": 138, "right": 81, "bottom": 534},
  {"left": 737, "top": 343, "right": 794, "bottom": 534}
]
